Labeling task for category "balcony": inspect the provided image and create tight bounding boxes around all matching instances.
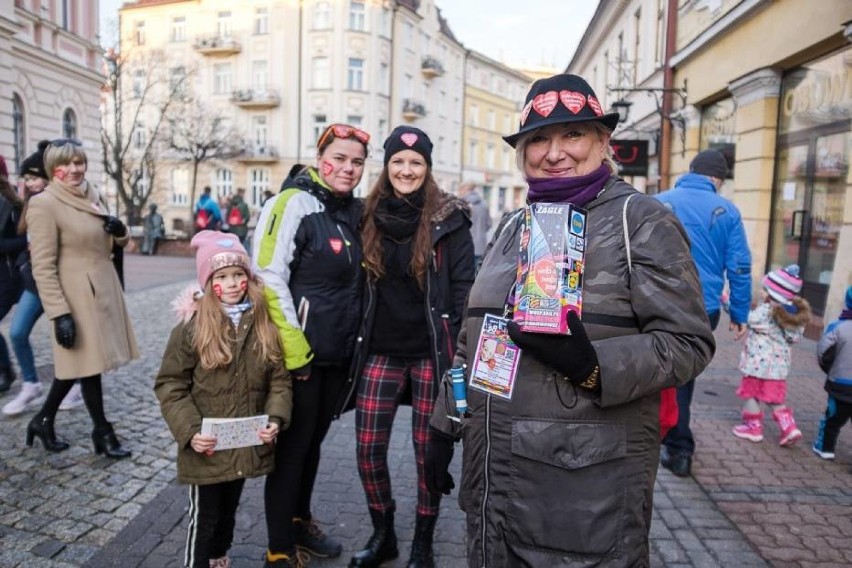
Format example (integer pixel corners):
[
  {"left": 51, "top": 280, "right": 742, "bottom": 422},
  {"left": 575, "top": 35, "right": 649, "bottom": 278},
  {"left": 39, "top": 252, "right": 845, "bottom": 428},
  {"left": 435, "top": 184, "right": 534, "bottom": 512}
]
[
  {"left": 421, "top": 56, "right": 445, "bottom": 79},
  {"left": 237, "top": 143, "right": 279, "bottom": 163},
  {"left": 402, "top": 99, "right": 427, "bottom": 121},
  {"left": 193, "top": 35, "right": 241, "bottom": 56},
  {"left": 231, "top": 87, "right": 281, "bottom": 109}
]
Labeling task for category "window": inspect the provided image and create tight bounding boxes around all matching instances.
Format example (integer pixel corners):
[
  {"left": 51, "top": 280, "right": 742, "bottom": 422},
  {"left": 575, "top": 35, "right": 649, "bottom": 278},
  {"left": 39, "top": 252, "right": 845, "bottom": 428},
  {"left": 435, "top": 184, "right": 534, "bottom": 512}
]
[
  {"left": 215, "top": 168, "right": 234, "bottom": 198},
  {"left": 217, "top": 11, "right": 232, "bottom": 37},
  {"left": 313, "top": 1, "right": 331, "bottom": 29},
  {"left": 135, "top": 21, "right": 146, "bottom": 45},
  {"left": 132, "top": 69, "right": 144, "bottom": 98},
  {"left": 377, "top": 119, "right": 387, "bottom": 143},
  {"left": 404, "top": 22, "right": 413, "bottom": 50},
  {"left": 170, "top": 66, "right": 186, "bottom": 96},
  {"left": 633, "top": 9, "right": 641, "bottom": 85},
  {"left": 468, "top": 140, "right": 477, "bottom": 166},
  {"left": 403, "top": 73, "right": 413, "bottom": 98},
  {"left": 346, "top": 115, "right": 363, "bottom": 127},
  {"left": 486, "top": 143, "right": 495, "bottom": 169},
  {"left": 170, "top": 169, "right": 189, "bottom": 205},
  {"left": 133, "top": 122, "right": 146, "bottom": 149},
  {"left": 347, "top": 58, "right": 364, "bottom": 91},
  {"left": 380, "top": 6, "right": 391, "bottom": 36},
  {"left": 62, "top": 108, "right": 77, "bottom": 139},
  {"left": 488, "top": 110, "right": 496, "bottom": 130},
  {"left": 655, "top": 0, "right": 665, "bottom": 67},
  {"left": 251, "top": 116, "right": 268, "bottom": 147},
  {"left": 252, "top": 60, "right": 268, "bottom": 89},
  {"left": 312, "top": 114, "right": 327, "bottom": 145},
  {"left": 470, "top": 104, "right": 479, "bottom": 127},
  {"left": 312, "top": 57, "right": 330, "bottom": 89},
  {"left": 349, "top": 1, "right": 365, "bottom": 31},
  {"left": 379, "top": 62, "right": 389, "bottom": 93},
  {"left": 12, "top": 94, "right": 24, "bottom": 171},
  {"left": 255, "top": 7, "right": 268, "bottom": 35},
  {"left": 61, "top": 0, "right": 70, "bottom": 30},
  {"left": 133, "top": 167, "right": 151, "bottom": 193},
  {"left": 249, "top": 168, "right": 270, "bottom": 207},
  {"left": 171, "top": 17, "right": 186, "bottom": 42},
  {"left": 214, "top": 63, "right": 232, "bottom": 95}
]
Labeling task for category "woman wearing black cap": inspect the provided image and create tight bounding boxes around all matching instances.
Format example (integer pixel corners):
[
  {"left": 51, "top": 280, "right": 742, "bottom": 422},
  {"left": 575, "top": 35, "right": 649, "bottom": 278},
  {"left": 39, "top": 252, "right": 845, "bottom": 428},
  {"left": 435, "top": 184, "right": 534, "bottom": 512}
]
[
  {"left": 424, "top": 74, "right": 715, "bottom": 566},
  {"left": 343, "top": 125, "right": 475, "bottom": 568}
]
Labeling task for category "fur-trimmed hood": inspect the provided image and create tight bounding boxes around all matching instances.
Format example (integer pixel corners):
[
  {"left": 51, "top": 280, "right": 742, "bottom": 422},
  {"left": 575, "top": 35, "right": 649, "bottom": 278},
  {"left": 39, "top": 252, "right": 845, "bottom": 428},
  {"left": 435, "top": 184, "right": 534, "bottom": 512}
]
[
  {"left": 432, "top": 192, "right": 471, "bottom": 224},
  {"left": 773, "top": 296, "right": 812, "bottom": 329}
]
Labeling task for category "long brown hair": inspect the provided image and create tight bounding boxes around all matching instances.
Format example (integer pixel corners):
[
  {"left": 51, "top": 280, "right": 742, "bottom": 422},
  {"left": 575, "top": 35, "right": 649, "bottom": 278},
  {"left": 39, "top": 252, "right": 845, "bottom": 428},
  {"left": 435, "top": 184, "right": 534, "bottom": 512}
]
[
  {"left": 0, "top": 176, "right": 22, "bottom": 209},
  {"left": 361, "top": 169, "right": 442, "bottom": 288},
  {"left": 192, "top": 275, "right": 282, "bottom": 369}
]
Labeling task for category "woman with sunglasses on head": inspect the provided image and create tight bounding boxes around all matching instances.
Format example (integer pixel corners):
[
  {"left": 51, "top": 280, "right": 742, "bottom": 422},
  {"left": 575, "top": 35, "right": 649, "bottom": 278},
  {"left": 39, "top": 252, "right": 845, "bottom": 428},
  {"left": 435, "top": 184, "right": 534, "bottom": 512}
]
[
  {"left": 254, "top": 123, "right": 370, "bottom": 567},
  {"left": 24, "top": 139, "right": 138, "bottom": 458},
  {"left": 343, "top": 126, "right": 475, "bottom": 568}
]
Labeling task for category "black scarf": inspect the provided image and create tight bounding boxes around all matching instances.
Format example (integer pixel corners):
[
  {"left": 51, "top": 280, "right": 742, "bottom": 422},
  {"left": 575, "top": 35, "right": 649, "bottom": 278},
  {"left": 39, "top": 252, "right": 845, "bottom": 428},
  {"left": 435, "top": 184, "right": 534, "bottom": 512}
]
[{"left": 373, "top": 189, "right": 424, "bottom": 241}]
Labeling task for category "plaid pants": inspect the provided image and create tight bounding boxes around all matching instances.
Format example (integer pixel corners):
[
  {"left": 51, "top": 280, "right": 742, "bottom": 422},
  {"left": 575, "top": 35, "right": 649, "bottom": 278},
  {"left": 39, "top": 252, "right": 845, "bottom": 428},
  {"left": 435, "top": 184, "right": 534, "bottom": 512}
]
[{"left": 355, "top": 354, "right": 440, "bottom": 516}]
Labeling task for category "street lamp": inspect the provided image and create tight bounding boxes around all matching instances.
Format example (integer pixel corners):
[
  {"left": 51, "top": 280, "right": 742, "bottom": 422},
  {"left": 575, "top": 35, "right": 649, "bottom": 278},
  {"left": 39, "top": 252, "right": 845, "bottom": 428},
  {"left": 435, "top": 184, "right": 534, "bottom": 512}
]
[{"left": 610, "top": 99, "right": 633, "bottom": 124}]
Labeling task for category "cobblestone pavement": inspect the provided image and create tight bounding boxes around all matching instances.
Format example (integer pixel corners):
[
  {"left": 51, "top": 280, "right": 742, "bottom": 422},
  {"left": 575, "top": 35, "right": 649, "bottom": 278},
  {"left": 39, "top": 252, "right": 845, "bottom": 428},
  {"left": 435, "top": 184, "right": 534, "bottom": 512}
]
[{"left": 0, "top": 253, "right": 849, "bottom": 567}]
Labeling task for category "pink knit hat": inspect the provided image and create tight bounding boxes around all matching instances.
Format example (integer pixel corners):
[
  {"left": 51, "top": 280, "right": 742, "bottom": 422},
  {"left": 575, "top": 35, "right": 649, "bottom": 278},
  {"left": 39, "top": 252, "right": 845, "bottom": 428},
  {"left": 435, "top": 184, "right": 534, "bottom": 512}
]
[
  {"left": 762, "top": 264, "right": 802, "bottom": 305},
  {"left": 190, "top": 230, "right": 250, "bottom": 287}
]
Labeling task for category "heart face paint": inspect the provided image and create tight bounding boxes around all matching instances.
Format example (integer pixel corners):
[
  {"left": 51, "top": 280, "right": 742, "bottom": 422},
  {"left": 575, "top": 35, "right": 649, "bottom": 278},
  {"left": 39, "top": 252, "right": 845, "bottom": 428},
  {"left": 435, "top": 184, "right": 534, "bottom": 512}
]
[
  {"left": 321, "top": 160, "right": 334, "bottom": 177},
  {"left": 212, "top": 283, "right": 224, "bottom": 298},
  {"left": 53, "top": 166, "right": 68, "bottom": 181}
]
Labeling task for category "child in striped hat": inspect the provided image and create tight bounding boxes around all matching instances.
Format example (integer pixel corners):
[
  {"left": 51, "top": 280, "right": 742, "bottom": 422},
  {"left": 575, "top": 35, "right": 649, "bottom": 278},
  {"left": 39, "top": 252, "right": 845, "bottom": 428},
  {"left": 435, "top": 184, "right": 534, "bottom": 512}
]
[{"left": 732, "top": 264, "right": 812, "bottom": 446}]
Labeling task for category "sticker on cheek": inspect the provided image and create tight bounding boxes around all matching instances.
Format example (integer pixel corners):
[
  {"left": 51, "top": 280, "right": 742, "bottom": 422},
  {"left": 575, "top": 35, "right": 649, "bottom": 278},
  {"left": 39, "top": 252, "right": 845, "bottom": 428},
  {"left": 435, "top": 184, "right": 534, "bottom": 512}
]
[
  {"left": 212, "top": 283, "right": 223, "bottom": 298},
  {"left": 320, "top": 160, "right": 334, "bottom": 177},
  {"left": 54, "top": 167, "right": 68, "bottom": 181}
]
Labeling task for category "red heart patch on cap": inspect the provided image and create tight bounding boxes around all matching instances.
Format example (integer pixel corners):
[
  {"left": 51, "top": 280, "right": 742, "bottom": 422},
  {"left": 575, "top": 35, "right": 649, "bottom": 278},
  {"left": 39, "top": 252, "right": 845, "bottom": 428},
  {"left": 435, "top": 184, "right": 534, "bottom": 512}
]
[
  {"left": 587, "top": 95, "right": 603, "bottom": 116},
  {"left": 560, "top": 90, "right": 586, "bottom": 114},
  {"left": 520, "top": 100, "right": 533, "bottom": 126},
  {"left": 532, "top": 91, "right": 558, "bottom": 117},
  {"left": 400, "top": 133, "right": 418, "bottom": 147}
]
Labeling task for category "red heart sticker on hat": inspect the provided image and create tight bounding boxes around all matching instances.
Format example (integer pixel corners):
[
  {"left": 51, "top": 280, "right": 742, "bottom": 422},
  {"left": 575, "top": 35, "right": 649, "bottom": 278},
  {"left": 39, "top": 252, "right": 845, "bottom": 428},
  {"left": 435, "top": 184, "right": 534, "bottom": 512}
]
[
  {"left": 400, "top": 133, "right": 419, "bottom": 147},
  {"left": 520, "top": 100, "right": 533, "bottom": 126},
  {"left": 532, "top": 91, "right": 558, "bottom": 117},
  {"left": 560, "top": 90, "right": 586, "bottom": 114},
  {"left": 587, "top": 95, "right": 603, "bottom": 116}
]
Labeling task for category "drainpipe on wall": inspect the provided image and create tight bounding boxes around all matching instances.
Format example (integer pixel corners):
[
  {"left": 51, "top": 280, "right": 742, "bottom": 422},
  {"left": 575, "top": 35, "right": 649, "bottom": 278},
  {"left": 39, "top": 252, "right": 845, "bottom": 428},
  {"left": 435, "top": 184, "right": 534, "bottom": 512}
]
[{"left": 660, "top": 0, "right": 679, "bottom": 190}]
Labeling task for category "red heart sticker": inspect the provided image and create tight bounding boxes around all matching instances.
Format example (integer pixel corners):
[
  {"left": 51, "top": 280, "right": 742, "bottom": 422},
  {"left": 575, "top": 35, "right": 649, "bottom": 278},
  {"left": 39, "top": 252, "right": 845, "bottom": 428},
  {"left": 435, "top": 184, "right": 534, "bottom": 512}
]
[
  {"left": 560, "top": 90, "right": 586, "bottom": 114},
  {"left": 329, "top": 238, "right": 343, "bottom": 254},
  {"left": 531, "top": 91, "right": 558, "bottom": 117},
  {"left": 400, "top": 133, "right": 418, "bottom": 147},
  {"left": 520, "top": 100, "right": 533, "bottom": 126},
  {"left": 588, "top": 95, "right": 603, "bottom": 116}
]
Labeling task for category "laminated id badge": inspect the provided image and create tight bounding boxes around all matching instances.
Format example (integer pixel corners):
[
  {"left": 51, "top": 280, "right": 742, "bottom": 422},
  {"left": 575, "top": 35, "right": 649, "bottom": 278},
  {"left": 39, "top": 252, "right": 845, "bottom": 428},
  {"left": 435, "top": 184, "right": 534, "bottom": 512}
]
[{"left": 469, "top": 314, "right": 522, "bottom": 400}]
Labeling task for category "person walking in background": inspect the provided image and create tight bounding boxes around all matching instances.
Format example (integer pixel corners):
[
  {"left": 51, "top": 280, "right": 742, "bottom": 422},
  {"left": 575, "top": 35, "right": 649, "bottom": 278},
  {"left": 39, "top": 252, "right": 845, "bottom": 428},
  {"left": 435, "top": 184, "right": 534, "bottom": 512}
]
[
  {"left": 347, "top": 126, "right": 474, "bottom": 568},
  {"left": 0, "top": 155, "right": 27, "bottom": 395},
  {"left": 24, "top": 138, "right": 138, "bottom": 458},
  {"left": 194, "top": 186, "right": 222, "bottom": 233},
  {"left": 732, "top": 265, "right": 811, "bottom": 446},
  {"left": 141, "top": 203, "right": 165, "bottom": 255},
  {"left": 813, "top": 285, "right": 852, "bottom": 460},
  {"left": 255, "top": 123, "right": 369, "bottom": 567},
  {"left": 456, "top": 182, "right": 491, "bottom": 271},
  {"left": 155, "top": 230, "right": 292, "bottom": 568},
  {"left": 656, "top": 148, "right": 753, "bottom": 477},
  {"left": 225, "top": 188, "right": 250, "bottom": 246}
]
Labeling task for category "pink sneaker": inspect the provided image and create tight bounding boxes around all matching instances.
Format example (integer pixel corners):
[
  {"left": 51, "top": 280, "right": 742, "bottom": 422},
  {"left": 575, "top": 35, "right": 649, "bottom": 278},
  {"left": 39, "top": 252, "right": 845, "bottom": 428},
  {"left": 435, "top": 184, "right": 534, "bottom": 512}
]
[
  {"left": 772, "top": 407, "right": 802, "bottom": 447},
  {"left": 732, "top": 411, "right": 764, "bottom": 442}
]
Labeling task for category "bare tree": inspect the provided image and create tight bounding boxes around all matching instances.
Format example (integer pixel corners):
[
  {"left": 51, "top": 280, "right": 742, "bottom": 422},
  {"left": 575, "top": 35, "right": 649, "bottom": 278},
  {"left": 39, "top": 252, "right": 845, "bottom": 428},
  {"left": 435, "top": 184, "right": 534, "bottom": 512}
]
[
  {"left": 167, "top": 100, "right": 242, "bottom": 227},
  {"left": 101, "top": 48, "right": 189, "bottom": 224}
]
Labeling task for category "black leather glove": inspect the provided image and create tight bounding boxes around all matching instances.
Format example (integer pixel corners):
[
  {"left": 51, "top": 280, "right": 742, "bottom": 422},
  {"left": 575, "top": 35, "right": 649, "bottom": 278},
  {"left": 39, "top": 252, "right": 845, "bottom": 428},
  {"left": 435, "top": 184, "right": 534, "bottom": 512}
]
[
  {"left": 54, "top": 314, "right": 76, "bottom": 349},
  {"left": 425, "top": 428, "right": 456, "bottom": 495},
  {"left": 103, "top": 216, "right": 127, "bottom": 237},
  {"left": 507, "top": 311, "right": 600, "bottom": 392}
]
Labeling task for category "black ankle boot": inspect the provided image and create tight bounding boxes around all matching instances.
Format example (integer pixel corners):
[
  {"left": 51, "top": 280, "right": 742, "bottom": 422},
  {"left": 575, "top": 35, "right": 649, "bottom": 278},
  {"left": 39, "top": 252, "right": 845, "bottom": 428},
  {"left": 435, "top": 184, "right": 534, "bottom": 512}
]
[
  {"left": 407, "top": 514, "right": 437, "bottom": 568},
  {"left": 92, "top": 424, "right": 131, "bottom": 459},
  {"left": 349, "top": 507, "right": 398, "bottom": 567},
  {"left": 0, "top": 366, "right": 16, "bottom": 393},
  {"left": 26, "top": 416, "right": 70, "bottom": 452}
]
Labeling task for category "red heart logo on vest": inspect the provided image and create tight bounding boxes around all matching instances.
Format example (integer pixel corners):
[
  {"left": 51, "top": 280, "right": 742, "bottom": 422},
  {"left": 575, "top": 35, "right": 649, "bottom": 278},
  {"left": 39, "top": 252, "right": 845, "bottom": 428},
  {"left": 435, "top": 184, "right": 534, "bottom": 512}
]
[
  {"left": 531, "top": 91, "right": 558, "bottom": 117},
  {"left": 587, "top": 95, "right": 603, "bottom": 116},
  {"left": 400, "top": 133, "right": 418, "bottom": 147},
  {"left": 559, "top": 90, "right": 586, "bottom": 114},
  {"left": 329, "top": 238, "right": 343, "bottom": 254},
  {"left": 520, "top": 100, "right": 533, "bottom": 126}
]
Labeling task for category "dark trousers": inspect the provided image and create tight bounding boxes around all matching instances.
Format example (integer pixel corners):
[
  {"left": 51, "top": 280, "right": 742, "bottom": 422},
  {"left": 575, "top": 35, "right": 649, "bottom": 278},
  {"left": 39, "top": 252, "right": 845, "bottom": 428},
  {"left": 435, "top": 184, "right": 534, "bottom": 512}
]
[
  {"left": 264, "top": 364, "right": 347, "bottom": 553},
  {"left": 663, "top": 310, "right": 720, "bottom": 457},
  {"left": 815, "top": 395, "right": 852, "bottom": 453},
  {"left": 184, "top": 478, "right": 245, "bottom": 568}
]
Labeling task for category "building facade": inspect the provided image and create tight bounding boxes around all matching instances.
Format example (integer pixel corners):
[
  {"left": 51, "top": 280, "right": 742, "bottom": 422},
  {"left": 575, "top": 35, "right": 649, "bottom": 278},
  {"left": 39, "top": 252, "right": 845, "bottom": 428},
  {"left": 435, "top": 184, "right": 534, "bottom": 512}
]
[{"left": 1, "top": 0, "right": 103, "bottom": 183}]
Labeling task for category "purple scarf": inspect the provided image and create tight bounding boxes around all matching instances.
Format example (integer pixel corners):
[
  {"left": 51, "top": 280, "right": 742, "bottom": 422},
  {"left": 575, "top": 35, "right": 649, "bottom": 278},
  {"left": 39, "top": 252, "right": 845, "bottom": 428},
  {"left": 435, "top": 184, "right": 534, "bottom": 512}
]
[
  {"left": 840, "top": 309, "right": 852, "bottom": 320},
  {"left": 526, "top": 164, "right": 611, "bottom": 207}
]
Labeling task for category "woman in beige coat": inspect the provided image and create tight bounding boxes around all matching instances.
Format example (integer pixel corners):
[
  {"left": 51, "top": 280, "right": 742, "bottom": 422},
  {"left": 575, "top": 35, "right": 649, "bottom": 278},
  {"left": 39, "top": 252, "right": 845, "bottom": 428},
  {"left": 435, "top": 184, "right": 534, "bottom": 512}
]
[{"left": 25, "top": 139, "right": 139, "bottom": 458}]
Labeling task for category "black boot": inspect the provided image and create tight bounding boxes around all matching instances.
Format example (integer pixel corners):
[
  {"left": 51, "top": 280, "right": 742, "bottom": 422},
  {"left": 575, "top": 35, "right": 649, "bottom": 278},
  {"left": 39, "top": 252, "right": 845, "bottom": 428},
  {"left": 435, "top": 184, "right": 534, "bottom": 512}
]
[
  {"left": 0, "top": 366, "right": 16, "bottom": 393},
  {"left": 92, "top": 423, "right": 132, "bottom": 459},
  {"left": 407, "top": 514, "right": 437, "bottom": 568},
  {"left": 349, "top": 507, "right": 398, "bottom": 567},
  {"left": 26, "top": 416, "right": 70, "bottom": 452},
  {"left": 293, "top": 516, "right": 343, "bottom": 558}
]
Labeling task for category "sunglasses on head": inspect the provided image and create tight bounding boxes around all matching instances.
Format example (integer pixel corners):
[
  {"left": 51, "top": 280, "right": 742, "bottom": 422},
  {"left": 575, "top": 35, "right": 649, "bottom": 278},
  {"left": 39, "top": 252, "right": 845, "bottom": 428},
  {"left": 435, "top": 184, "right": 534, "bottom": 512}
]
[
  {"left": 50, "top": 138, "right": 83, "bottom": 148},
  {"left": 317, "top": 124, "right": 370, "bottom": 149}
]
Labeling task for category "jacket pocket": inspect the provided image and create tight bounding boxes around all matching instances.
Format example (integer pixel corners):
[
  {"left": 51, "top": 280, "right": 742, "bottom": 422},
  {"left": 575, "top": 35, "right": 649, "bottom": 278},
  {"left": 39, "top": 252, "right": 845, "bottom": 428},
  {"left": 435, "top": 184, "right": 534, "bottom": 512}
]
[{"left": 506, "top": 418, "right": 627, "bottom": 557}]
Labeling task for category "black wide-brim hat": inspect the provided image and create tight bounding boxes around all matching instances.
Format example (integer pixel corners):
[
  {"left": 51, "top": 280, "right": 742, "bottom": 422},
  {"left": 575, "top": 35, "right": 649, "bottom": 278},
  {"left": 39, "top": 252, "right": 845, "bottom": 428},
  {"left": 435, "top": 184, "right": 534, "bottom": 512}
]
[{"left": 503, "top": 74, "right": 620, "bottom": 148}]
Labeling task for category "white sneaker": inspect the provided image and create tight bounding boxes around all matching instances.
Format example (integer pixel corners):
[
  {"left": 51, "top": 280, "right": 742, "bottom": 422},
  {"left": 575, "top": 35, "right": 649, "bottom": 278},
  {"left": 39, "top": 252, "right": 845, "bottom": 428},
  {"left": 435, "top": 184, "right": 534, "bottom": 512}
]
[
  {"left": 59, "top": 382, "right": 84, "bottom": 410},
  {"left": 2, "top": 382, "right": 44, "bottom": 416},
  {"left": 812, "top": 444, "right": 836, "bottom": 460}
]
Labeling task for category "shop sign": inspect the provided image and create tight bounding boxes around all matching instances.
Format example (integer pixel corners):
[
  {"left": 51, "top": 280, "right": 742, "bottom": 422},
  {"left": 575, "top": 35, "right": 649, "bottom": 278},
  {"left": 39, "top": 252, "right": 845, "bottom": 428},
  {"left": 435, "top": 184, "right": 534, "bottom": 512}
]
[
  {"left": 611, "top": 140, "right": 649, "bottom": 176},
  {"left": 780, "top": 50, "right": 852, "bottom": 133}
]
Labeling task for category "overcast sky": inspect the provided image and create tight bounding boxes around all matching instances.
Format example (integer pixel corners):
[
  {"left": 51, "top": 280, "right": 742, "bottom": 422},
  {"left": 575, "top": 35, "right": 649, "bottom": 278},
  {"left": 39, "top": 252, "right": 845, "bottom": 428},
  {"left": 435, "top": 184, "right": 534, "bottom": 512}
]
[{"left": 99, "top": 0, "right": 597, "bottom": 69}]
